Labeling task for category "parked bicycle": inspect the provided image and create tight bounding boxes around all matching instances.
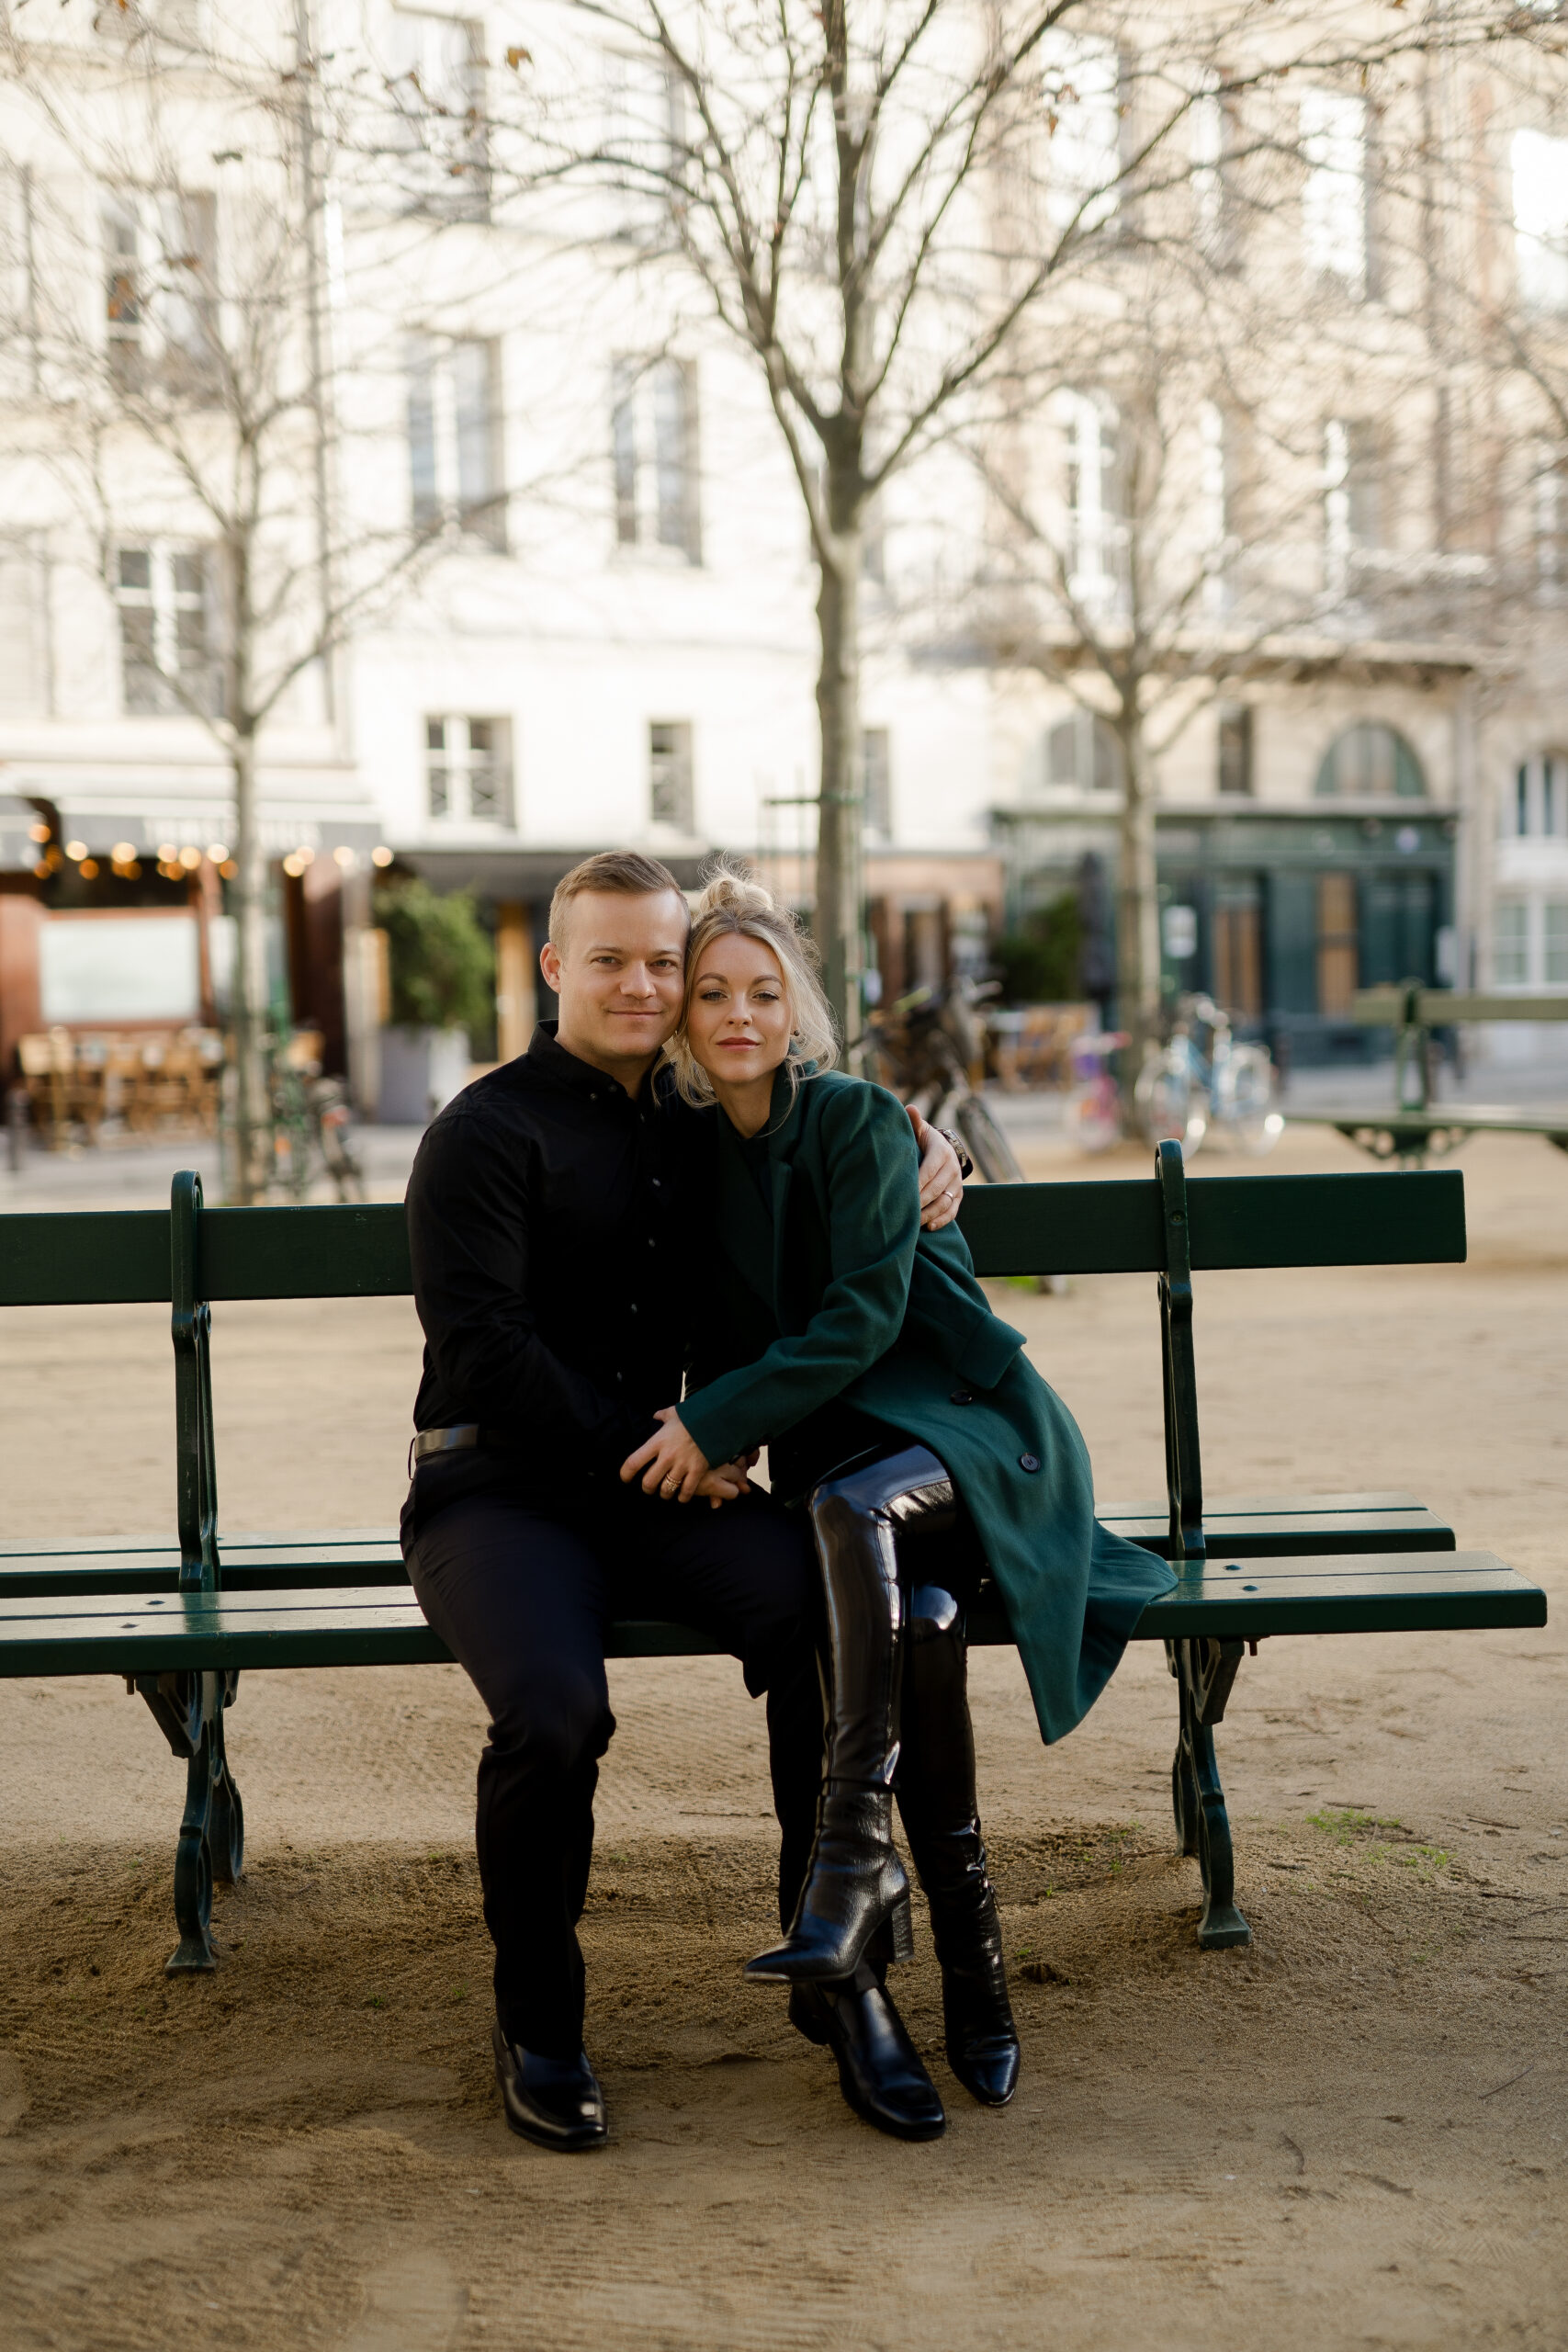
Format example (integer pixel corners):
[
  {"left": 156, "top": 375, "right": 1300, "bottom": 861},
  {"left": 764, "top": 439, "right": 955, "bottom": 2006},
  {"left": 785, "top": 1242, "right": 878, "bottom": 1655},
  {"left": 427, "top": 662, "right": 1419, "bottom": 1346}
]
[
  {"left": 268, "top": 1035, "right": 366, "bottom": 1203},
  {"left": 1134, "top": 994, "right": 1283, "bottom": 1159},
  {"left": 866, "top": 976, "right": 1025, "bottom": 1184},
  {"left": 220, "top": 1032, "right": 366, "bottom": 1203}
]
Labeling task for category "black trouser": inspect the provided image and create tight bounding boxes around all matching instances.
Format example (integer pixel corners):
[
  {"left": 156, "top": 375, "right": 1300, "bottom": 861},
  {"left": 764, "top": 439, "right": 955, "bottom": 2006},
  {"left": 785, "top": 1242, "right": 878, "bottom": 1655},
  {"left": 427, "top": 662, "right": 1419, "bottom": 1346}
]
[{"left": 403, "top": 1473, "right": 825, "bottom": 2057}]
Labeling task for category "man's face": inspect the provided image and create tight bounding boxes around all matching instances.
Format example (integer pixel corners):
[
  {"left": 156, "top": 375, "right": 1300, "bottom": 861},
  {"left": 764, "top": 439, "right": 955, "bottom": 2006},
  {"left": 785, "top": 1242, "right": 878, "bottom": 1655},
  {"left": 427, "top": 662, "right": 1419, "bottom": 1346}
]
[{"left": 539, "top": 888, "right": 689, "bottom": 1086}]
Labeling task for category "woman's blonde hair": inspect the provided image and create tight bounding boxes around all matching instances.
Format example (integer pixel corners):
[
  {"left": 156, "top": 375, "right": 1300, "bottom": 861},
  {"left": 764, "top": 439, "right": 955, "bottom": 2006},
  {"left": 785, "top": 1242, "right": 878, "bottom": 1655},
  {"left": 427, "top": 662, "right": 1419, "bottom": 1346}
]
[{"left": 666, "top": 865, "right": 840, "bottom": 1109}]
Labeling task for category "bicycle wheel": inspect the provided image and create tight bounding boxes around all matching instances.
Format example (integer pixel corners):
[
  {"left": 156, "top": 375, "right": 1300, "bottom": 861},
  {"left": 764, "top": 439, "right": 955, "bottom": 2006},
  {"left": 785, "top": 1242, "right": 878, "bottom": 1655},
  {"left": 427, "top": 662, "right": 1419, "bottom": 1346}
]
[
  {"left": 1134, "top": 1049, "right": 1207, "bottom": 1159},
  {"left": 1212, "top": 1045, "right": 1280, "bottom": 1156},
  {"left": 954, "top": 1093, "right": 1025, "bottom": 1184}
]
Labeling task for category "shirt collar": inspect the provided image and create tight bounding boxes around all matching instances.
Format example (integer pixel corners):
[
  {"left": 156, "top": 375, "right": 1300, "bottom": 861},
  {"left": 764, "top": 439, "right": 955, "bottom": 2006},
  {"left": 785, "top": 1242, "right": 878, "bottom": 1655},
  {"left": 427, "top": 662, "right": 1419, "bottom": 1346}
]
[{"left": 526, "top": 1020, "right": 659, "bottom": 1110}]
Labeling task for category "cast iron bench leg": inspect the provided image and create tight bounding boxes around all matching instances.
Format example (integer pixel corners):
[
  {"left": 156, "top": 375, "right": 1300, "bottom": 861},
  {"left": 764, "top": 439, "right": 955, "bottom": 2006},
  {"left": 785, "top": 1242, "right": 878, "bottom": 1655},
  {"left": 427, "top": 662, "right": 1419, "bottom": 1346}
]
[
  {"left": 1168, "top": 1636, "right": 1251, "bottom": 1951},
  {"left": 133, "top": 1669, "right": 244, "bottom": 1974}
]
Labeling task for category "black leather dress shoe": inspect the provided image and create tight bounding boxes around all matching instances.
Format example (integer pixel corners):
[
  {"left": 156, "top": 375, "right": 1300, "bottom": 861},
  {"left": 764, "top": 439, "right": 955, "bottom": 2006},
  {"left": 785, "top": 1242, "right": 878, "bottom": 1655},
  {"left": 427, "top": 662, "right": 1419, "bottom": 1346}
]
[
  {"left": 491, "top": 2020, "right": 607, "bottom": 2151},
  {"left": 789, "top": 1968, "right": 945, "bottom": 2142}
]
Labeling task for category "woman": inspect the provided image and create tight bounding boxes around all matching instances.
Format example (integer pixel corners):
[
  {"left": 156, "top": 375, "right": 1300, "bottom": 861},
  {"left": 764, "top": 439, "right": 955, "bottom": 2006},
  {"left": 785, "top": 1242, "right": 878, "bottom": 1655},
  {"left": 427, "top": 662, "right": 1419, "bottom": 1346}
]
[{"left": 624, "top": 874, "right": 1176, "bottom": 2133}]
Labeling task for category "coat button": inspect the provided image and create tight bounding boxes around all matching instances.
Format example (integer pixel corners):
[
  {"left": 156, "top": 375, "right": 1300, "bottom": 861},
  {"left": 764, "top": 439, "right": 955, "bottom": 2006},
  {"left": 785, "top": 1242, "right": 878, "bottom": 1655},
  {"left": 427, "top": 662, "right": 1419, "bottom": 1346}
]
[
  {"left": 1019, "top": 1453, "right": 1040, "bottom": 1473},
  {"left": 950, "top": 1389, "right": 975, "bottom": 1406}
]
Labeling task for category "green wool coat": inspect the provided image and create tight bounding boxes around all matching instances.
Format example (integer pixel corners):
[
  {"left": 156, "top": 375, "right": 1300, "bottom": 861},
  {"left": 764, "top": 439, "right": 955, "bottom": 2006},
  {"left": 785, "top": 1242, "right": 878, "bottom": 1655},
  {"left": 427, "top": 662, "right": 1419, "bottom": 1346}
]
[{"left": 675, "top": 1068, "right": 1177, "bottom": 1747}]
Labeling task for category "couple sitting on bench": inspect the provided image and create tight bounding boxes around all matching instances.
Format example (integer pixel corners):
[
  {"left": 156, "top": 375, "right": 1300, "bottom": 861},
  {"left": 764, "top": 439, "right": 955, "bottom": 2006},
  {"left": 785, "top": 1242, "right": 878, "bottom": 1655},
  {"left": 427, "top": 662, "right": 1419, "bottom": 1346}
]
[{"left": 403, "top": 850, "right": 1174, "bottom": 2151}]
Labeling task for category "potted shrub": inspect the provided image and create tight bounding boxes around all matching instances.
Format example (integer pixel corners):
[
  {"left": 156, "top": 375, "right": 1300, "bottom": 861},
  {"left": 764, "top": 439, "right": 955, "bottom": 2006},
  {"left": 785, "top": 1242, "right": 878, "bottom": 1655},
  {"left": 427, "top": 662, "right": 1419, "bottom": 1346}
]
[{"left": 373, "top": 878, "right": 494, "bottom": 1124}]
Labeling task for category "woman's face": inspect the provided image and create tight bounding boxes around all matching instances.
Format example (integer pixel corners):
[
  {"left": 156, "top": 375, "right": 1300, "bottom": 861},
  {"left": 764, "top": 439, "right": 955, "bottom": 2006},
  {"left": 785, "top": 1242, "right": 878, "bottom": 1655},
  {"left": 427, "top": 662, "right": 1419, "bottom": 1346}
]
[{"left": 685, "top": 932, "right": 794, "bottom": 1088}]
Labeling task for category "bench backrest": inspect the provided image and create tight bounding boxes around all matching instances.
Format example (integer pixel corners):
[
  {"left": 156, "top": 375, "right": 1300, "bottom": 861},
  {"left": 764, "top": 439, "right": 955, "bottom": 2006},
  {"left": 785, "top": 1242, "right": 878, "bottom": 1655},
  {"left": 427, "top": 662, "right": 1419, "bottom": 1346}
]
[
  {"left": 0, "top": 1153, "right": 1466, "bottom": 1582},
  {"left": 1355, "top": 985, "right": 1568, "bottom": 1028},
  {"left": 0, "top": 1166, "right": 1466, "bottom": 1306}
]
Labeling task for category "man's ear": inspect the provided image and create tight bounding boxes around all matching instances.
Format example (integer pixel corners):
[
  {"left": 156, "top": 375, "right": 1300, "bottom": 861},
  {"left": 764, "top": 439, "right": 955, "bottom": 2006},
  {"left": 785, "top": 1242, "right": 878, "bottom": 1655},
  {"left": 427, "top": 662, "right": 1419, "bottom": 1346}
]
[{"left": 539, "top": 940, "right": 562, "bottom": 996}]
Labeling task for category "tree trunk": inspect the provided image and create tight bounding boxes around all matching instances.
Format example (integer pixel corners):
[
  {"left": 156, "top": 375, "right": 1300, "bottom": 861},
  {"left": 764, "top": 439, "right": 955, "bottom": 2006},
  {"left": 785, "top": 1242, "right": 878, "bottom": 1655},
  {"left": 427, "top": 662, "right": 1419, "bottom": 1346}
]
[
  {"left": 229, "top": 725, "right": 270, "bottom": 1204},
  {"left": 814, "top": 538, "right": 863, "bottom": 1047},
  {"left": 1115, "top": 710, "right": 1163, "bottom": 1091}
]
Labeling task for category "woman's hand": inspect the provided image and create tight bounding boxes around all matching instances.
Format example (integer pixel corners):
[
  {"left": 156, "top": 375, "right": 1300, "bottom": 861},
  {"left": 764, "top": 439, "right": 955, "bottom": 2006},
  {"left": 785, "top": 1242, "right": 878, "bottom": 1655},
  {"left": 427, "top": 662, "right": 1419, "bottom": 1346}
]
[
  {"left": 621, "top": 1406, "right": 713, "bottom": 1503},
  {"left": 907, "top": 1107, "right": 964, "bottom": 1231}
]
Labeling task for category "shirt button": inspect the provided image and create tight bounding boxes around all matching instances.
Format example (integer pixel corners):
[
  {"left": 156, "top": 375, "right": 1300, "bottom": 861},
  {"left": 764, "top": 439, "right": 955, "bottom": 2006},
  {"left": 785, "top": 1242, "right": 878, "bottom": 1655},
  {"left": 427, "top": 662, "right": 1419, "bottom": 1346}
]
[
  {"left": 951, "top": 1389, "right": 975, "bottom": 1406},
  {"left": 647, "top": 1238, "right": 656, "bottom": 1249},
  {"left": 629, "top": 1303, "right": 638, "bottom": 1317},
  {"left": 1019, "top": 1453, "right": 1040, "bottom": 1473}
]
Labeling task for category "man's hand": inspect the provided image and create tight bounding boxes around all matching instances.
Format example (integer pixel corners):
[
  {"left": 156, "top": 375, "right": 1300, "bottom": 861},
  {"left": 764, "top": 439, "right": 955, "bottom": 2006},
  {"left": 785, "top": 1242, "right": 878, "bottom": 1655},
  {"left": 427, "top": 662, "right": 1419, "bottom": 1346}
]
[
  {"left": 908, "top": 1105, "right": 964, "bottom": 1231},
  {"left": 694, "top": 1457, "right": 752, "bottom": 1510},
  {"left": 621, "top": 1405, "right": 713, "bottom": 1503}
]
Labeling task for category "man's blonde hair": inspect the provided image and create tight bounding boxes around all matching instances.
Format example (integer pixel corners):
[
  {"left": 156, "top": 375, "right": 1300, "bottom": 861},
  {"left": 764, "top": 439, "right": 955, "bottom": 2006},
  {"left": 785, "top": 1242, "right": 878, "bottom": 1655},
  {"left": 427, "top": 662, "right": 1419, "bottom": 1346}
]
[
  {"left": 666, "top": 865, "right": 839, "bottom": 1108},
  {"left": 547, "top": 850, "right": 687, "bottom": 950}
]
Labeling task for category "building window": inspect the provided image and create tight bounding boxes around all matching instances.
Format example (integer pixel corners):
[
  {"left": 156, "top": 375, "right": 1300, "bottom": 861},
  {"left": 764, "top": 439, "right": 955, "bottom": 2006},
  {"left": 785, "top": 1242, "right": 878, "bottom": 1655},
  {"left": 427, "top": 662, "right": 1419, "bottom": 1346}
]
[
  {"left": 1494, "top": 902, "right": 1529, "bottom": 987},
  {"left": 1216, "top": 703, "right": 1253, "bottom": 796},
  {"left": 116, "top": 544, "right": 221, "bottom": 716},
  {"left": 1532, "top": 446, "right": 1568, "bottom": 598},
  {"left": 103, "top": 190, "right": 218, "bottom": 397},
  {"left": 1045, "top": 709, "right": 1124, "bottom": 795},
  {"left": 408, "top": 337, "right": 504, "bottom": 548},
  {"left": 1512, "top": 128, "right": 1568, "bottom": 314},
  {"left": 425, "top": 716, "right": 513, "bottom": 825},
  {"left": 1508, "top": 752, "right": 1568, "bottom": 837},
  {"left": 1190, "top": 72, "right": 1239, "bottom": 266},
  {"left": 612, "top": 358, "right": 701, "bottom": 562},
  {"left": 649, "top": 720, "right": 694, "bottom": 829},
  {"left": 603, "top": 51, "right": 685, "bottom": 241},
  {"left": 385, "top": 11, "right": 489, "bottom": 221},
  {"left": 1301, "top": 90, "right": 1369, "bottom": 297},
  {"left": 1546, "top": 903, "right": 1568, "bottom": 986},
  {"left": 0, "top": 535, "right": 48, "bottom": 718},
  {"left": 1042, "top": 33, "right": 1122, "bottom": 235},
  {"left": 1325, "top": 418, "right": 1384, "bottom": 593},
  {"left": 94, "top": 0, "right": 203, "bottom": 44},
  {"left": 1060, "top": 390, "right": 1124, "bottom": 614},
  {"left": 863, "top": 728, "right": 892, "bottom": 840},
  {"left": 1314, "top": 722, "right": 1425, "bottom": 799}
]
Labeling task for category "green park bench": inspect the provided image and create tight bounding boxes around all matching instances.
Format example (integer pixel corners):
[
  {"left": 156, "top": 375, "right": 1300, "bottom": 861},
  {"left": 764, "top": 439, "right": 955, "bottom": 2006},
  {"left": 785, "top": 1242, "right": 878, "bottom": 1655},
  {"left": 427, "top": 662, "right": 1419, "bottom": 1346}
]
[
  {"left": 0, "top": 1150, "right": 1545, "bottom": 1975},
  {"left": 1292, "top": 985, "right": 1568, "bottom": 1164}
]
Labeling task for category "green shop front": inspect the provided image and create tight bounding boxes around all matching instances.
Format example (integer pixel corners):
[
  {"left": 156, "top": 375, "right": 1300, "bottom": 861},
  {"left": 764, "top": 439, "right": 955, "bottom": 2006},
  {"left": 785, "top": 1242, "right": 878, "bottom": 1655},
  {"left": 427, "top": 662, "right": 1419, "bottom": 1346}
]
[{"left": 998, "top": 802, "right": 1458, "bottom": 1067}]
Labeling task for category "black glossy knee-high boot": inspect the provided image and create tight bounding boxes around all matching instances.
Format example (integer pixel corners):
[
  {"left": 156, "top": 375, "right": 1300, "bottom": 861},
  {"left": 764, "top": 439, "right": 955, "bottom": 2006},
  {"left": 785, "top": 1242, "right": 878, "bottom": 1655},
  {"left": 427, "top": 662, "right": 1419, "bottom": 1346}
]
[
  {"left": 897, "top": 1590, "right": 1020, "bottom": 2107},
  {"left": 746, "top": 1446, "right": 955, "bottom": 1984}
]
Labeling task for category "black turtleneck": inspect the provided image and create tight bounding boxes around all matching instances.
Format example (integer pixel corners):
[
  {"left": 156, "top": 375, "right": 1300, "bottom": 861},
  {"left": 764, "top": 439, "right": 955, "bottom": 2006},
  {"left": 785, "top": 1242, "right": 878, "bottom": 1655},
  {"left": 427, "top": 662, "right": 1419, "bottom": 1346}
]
[{"left": 405, "top": 1023, "right": 700, "bottom": 1497}]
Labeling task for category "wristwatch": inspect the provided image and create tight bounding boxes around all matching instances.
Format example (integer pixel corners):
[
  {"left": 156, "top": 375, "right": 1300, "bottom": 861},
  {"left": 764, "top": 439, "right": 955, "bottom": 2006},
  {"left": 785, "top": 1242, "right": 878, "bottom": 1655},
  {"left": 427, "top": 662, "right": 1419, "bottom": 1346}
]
[{"left": 935, "top": 1125, "right": 975, "bottom": 1181}]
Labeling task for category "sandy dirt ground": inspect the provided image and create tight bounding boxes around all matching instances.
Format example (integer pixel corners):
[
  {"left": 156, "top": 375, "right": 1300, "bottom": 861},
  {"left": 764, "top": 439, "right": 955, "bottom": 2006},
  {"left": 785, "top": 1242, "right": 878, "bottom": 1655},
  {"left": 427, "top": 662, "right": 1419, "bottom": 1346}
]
[{"left": 0, "top": 1124, "right": 1564, "bottom": 2351}]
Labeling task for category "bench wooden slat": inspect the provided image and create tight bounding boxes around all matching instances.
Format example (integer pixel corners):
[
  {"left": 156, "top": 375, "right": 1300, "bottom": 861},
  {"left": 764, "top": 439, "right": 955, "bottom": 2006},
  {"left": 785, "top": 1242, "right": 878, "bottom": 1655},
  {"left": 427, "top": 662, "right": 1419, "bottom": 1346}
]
[
  {"left": 1134, "top": 1555, "right": 1541, "bottom": 1638},
  {"left": 1100, "top": 1503, "right": 1453, "bottom": 1557},
  {"left": 2, "top": 1169, "right": 1467, "bottom": 1306},
  {"left": 957, "top": 1169, "right": 1465, "bottom": 1276},
  {"left": 0, "top": 1552, "right": 1540, "bottom": 1678},
  {"left": 0, "top": 1489, "right": 1460, "bottom": 1599}
]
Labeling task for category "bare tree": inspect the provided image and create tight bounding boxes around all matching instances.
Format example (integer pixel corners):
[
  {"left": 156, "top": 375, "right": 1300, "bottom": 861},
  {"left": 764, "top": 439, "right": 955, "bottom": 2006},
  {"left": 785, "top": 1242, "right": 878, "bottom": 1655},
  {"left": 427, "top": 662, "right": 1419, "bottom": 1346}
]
[
  {"left": 496, "top": 0, "right": 1506, "bottom": 1042},
  {"left": 0, "top": 6, "right": 483, "bottom": 1196}
]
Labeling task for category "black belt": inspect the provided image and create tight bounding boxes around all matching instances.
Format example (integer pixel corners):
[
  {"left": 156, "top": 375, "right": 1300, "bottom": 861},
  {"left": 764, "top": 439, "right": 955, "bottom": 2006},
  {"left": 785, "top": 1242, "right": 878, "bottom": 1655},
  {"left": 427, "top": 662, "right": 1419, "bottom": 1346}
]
[{"left": 409, "top": 1424, "right": 483, "bottom": 1475}]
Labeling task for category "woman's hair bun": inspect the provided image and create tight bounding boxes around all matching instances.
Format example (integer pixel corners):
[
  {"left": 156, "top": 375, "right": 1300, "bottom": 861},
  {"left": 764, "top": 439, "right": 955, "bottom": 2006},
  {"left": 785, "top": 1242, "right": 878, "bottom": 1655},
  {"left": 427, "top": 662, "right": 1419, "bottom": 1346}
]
[{"left": 694, "top": 862, "right": 777, "bottom": 924}]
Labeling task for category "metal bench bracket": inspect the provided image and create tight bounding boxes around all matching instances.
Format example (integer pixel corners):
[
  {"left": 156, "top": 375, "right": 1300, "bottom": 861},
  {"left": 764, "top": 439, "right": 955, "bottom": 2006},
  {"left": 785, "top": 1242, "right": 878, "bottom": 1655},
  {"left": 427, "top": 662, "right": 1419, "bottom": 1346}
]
[
  {"left": 138, "top": 1173, "right": 243, "bottom": 1974},
  {"left": 1156, "top": 1143, "right": 1250, "bottom": 1949}
]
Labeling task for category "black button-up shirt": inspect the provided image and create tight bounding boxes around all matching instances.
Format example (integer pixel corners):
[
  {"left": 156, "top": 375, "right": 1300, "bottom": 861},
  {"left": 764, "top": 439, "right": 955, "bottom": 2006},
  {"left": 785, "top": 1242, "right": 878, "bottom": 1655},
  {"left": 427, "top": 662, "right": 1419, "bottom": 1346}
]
[{"left": 406, "top": 1023, "right": 698, "bottom": 1501}]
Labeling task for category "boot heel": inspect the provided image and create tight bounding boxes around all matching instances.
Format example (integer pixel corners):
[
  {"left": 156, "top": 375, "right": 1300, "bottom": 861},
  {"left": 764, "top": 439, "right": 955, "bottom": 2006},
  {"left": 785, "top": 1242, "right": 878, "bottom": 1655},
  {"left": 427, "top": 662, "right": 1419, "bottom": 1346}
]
[{"left": 887, "top": 1891, "right": 915, "bottom": 1964}]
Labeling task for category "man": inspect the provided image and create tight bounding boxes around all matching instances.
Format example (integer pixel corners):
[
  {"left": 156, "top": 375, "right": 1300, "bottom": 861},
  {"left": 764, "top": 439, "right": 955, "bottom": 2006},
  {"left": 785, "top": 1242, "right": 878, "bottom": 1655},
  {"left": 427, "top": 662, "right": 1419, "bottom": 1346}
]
[{"left": 402, "top": 850, "right": 964, "bottom": 2150}]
